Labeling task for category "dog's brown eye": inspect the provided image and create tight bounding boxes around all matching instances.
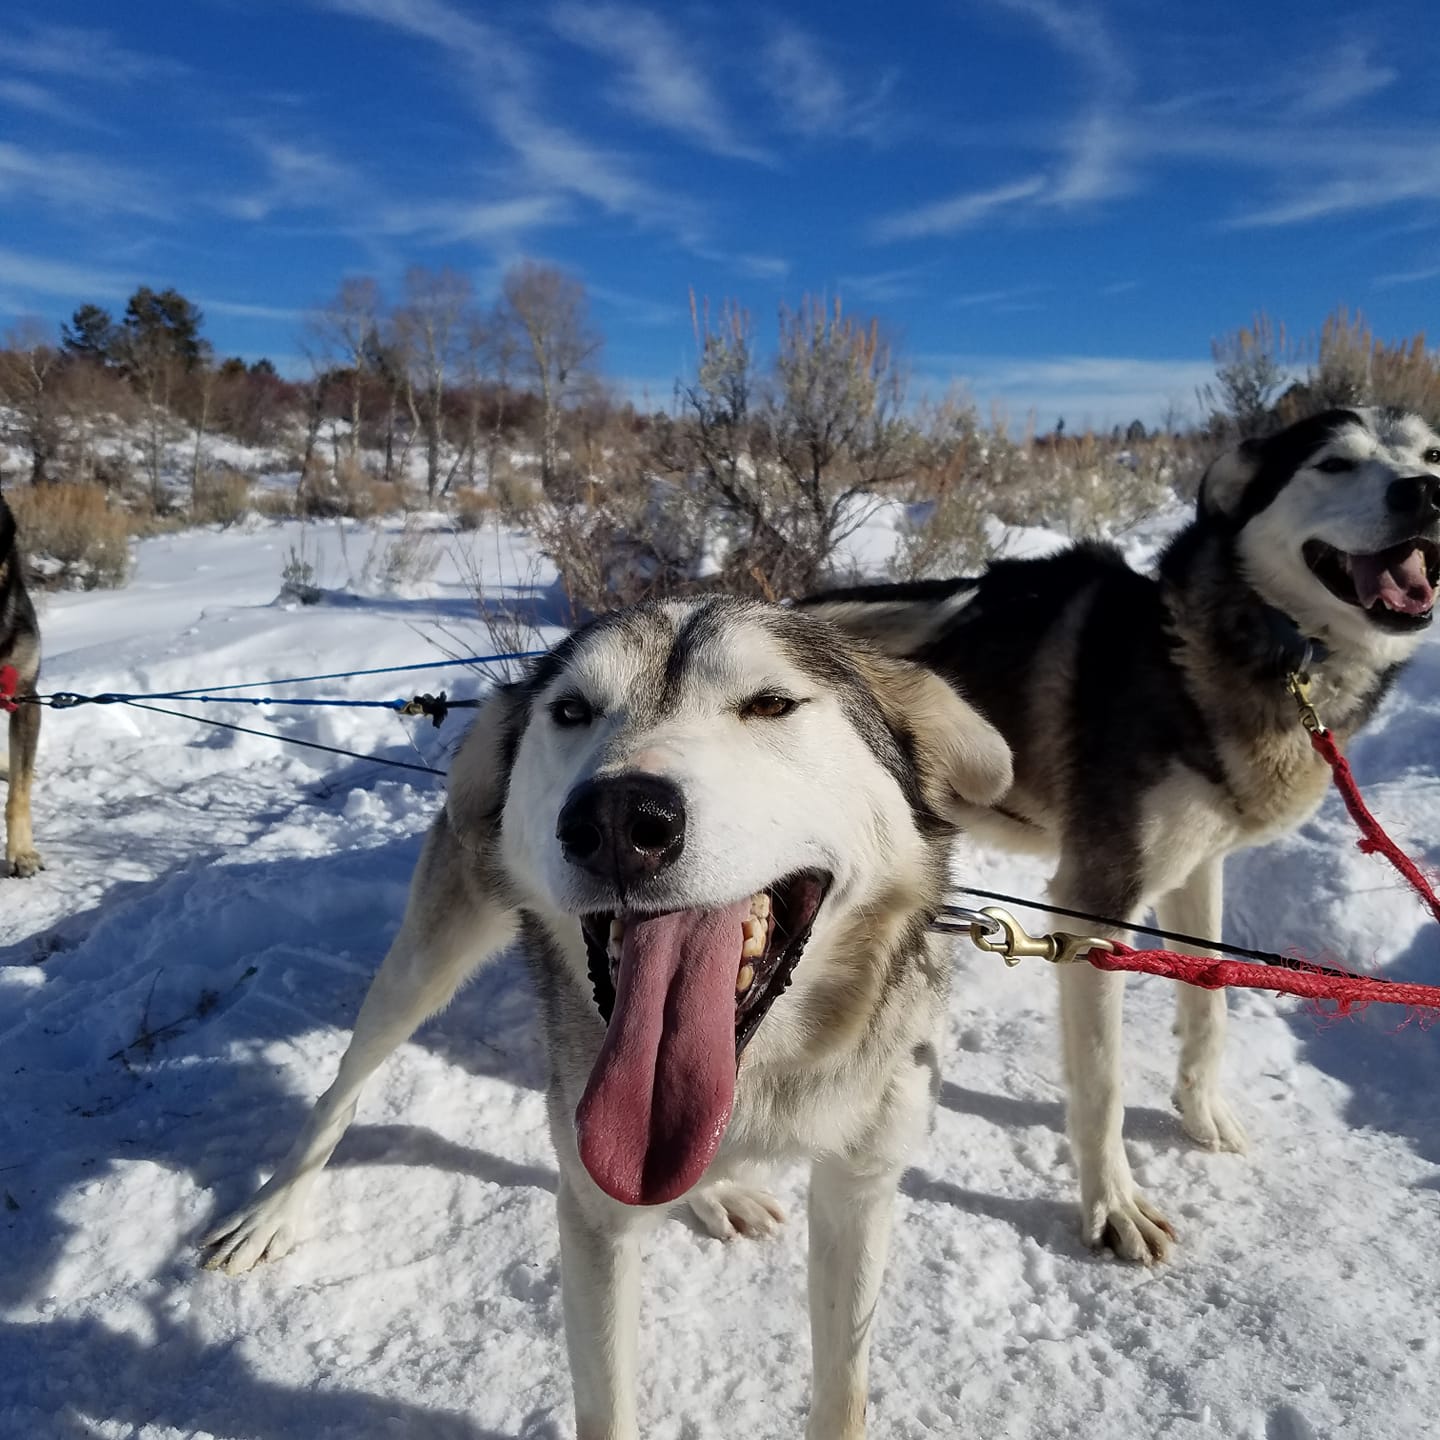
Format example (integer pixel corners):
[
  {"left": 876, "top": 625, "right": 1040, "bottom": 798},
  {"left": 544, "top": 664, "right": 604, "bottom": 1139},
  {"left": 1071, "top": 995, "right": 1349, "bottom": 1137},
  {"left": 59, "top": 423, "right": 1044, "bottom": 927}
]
[
  {"left": 1424, "top": 447, "right": 1440, "bottom": 466},
  {"left": 741, "top": 692, "right": 798, "bottom": 720},
  {"left": 1315, "top": 455, "right": 1356, "bottom": 474},
  {"left": 550, "top": 695, "right": 594, "bottom": 728}
]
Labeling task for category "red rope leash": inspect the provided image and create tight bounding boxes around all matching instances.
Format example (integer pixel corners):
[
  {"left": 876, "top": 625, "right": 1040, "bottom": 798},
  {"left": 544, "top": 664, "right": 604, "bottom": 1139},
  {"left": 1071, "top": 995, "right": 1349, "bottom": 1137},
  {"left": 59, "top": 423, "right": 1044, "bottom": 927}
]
[
  {"left": 0, "top": 663, "right": 18, "bottom": 714},
  {"left": 1089, "top": 941, "right": 1440, "bottom": 1016},
  {"left": 1309, "top": 728, "right": 1440, "bottom": 927}
]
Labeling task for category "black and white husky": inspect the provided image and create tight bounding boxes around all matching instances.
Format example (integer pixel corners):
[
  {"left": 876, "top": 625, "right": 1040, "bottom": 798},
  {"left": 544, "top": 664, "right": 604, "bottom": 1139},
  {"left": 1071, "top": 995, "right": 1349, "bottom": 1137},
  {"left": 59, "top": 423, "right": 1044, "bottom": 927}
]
[
  {"left": 806, "top": 406, "right": 1440, "bottom": 1262},
  {"left": 202, "top": 597, "right": 1011, "bottom": 1438}
]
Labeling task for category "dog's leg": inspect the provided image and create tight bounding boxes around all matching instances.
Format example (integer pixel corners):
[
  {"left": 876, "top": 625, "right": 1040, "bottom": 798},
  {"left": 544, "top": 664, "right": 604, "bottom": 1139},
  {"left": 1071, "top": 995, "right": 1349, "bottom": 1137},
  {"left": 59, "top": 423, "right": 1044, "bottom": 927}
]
[
  {"left": 1158, "top": 858, "right": 1248, "bottom": 1153},
  {"left": 804, "top": 1156, "right": 902, "bottom": 1440},
  {"left": 6, "top": 700, "right": 42, "bottom": 878},
  {"left": 201, "top": 816, "right": 516, "bottom": 1274},
  {"left": 557, "top": 1176, "right": 643, "bottom": 1440},
  {"left": 1052, "top": 863, "right": 1175, "bottom": 1264}
]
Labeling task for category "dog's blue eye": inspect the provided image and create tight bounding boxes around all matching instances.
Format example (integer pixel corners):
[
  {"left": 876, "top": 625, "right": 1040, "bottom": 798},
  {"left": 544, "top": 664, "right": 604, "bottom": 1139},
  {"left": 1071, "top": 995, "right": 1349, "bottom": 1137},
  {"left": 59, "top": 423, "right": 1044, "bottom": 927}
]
[
  {"left": 741, "top": 692, "right": 798, "bottom": 720},
  {"left": 1424, "top": 447, "right": 1440, "bottom": 467},
  {"left": 550, "top": 696, "right": 593, "bottom": 727},
  {"left": 1314, "top": 456, "right": 1356, "bottom": 474}
]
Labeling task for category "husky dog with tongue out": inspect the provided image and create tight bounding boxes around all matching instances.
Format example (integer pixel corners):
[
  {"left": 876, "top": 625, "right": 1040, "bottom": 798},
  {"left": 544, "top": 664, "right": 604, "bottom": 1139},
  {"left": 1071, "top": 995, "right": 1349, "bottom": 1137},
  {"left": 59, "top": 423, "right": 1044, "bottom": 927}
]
[
  {"left": 804, "top": 405, "right": 1440, "bottom": 1268},
  {"left": 202, "top": 596, "right": 1012, "bottom": 1439}
]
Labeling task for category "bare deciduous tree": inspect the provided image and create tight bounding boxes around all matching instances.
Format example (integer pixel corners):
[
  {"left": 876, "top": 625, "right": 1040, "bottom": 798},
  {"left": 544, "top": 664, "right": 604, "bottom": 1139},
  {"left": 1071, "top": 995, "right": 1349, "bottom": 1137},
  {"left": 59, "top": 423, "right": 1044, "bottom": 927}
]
[
  {"left": 500, "top": 261, "right": 602, "bottom": 494},
  {"left": 308, "top": 277, "right": 382, "bottom": 462},
  {"left": 395, "top": 266, "right": 474, "bottom": 502},
  {"left": 0, "top": 320, "right": 63, "bottom": 484}
]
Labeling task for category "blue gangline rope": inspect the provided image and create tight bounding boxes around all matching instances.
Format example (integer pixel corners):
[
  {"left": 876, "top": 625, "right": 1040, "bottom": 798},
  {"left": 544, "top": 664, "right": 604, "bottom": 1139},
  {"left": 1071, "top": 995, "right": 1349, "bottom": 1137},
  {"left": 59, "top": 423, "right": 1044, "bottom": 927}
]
[
  {"left": 24, "top": 648, "right": 549, "bottom": 711},
  {"left": 13, "top": 648, "right": 553, "bottom": 779}
]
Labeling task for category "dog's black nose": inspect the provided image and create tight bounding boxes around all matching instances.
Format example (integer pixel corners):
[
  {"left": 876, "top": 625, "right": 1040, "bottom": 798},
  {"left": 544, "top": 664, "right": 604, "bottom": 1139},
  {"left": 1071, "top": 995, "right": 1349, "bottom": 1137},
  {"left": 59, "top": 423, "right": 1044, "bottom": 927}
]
[
  {"left": 1386, "top": 475, "right": 1440, "bottom": 523},
  {"left": 557, "top": 774, "right": 686, "bottom": 885}
]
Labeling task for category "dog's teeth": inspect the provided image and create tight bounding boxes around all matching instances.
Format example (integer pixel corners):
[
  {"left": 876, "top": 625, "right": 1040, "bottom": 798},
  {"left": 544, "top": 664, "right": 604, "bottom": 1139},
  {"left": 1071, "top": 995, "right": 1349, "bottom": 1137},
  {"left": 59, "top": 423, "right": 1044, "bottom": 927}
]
[
  {"left": 609, "top": 918, "right": 625, "bottom": 942},
  {"left": 750, "top": 892, "right": 771, "bottom": 920},
  {"left": 736, "top": 963, "right": 755, "bottom": 994},
  {"left": 741, "top": 917, "right": 766, "bottom": 958}
]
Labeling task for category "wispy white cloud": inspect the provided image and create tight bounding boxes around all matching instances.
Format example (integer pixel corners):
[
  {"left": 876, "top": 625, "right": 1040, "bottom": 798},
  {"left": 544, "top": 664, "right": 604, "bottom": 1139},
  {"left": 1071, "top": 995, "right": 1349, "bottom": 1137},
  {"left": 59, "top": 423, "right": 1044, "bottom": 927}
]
[
  {"left": 373, "top": 194, "right": 569, "bottom": 244},
  {"left": 694, "top": 250, "right": 791, "bottom": 281},
  {"left": 220, "top": 137, "right": 362, "bottom": 222},
  {"left": 0, "top": 21, "right": 187, "bottom": 85},
  {"left": 760, "top": 24, "right": 895, "bottom": 143},
  {"left": 0, "top": 141, "right": 167, "bottom": 219},
  {"left": 1292, "top": 38, "right": 1397, "bottom": 117},
  {"left": 313, "top": 0, "right": 703, "bottom": 244},
  {"left": 314, "top": 0, "right": 528, "bottom": 85},
  {"left": 0, "top": 77, "right": 100, "bottom": 128},
  {"left": 983, "top": 0, "right": 1135, "bottom": 204},
  {"left": 199, "top": 299, "right": 306, "bottom": 323},
  {"left": 1213, "top": 131, "right": 1440, "bottom": 228},
  {"left": 869, "top": 176, "right": 1047, "bottom": 243},
  {"left": 0, "top": 246, "right": 134, "bottom": 300},
  {"left": 550, "top": 4, "right": 769, "bottom": 164},
  {"left": 0, "top": 247, "right": 302, "bottom": 325},
  {"left": 587, "top": 282, "right": 685, "bottom": 329},
  {"left": 917, "top": 353, "right": 1212, "bottom": 428},
  {"left": 947, "top": 283, "right": 1051, "bottom": 309},
  {"left": 1373, "top": 263, "right": 1440, "bottom": 289},
  {"left": 871, "top": 0, "right": 1136, "bottom": 242},
  {"left": 488, "top": 93, "right": 703, "bottom": 240},
  {"left": 836, "top": 266, "right": 933, "bottom": 304}
]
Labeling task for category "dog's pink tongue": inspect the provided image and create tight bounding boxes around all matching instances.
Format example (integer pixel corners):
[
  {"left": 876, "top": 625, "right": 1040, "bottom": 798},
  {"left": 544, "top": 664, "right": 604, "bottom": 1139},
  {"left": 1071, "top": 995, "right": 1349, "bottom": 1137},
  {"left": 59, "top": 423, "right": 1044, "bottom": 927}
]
[
  {"left": 1351, "top": 545, "right": 1436, "bottom": 615},
  {"left": 575, "top": 898, "right": 750, "bottom": 1206}
]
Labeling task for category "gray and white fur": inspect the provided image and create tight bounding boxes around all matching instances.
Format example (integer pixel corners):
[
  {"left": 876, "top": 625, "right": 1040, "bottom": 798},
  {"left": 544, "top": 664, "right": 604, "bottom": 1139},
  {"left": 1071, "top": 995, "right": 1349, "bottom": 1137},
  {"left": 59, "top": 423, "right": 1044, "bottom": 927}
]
[
  {"left": 805, "top": 406, "right": 1440, "bottom": 1263},
  {"left": 201, "top": 596, "right": 1012, "bottom": 1439},
  {"left": 1, "top": 491, "right": 43, "bottom": 879}
]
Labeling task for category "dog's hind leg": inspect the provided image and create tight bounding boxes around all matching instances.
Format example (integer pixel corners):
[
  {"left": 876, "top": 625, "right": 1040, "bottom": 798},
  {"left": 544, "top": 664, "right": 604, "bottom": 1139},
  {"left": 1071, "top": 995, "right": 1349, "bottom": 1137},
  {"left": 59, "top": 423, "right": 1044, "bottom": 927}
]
[
  {"left": 1052, "top": 859, "right": 1176, "bottom": 1264},
  {"left": 201, "top": 813, "right": 517, "bottom": 1274},
  {"left": 557, "top": 1177, "right": 644, "bottom": 1440},
  {"left": 6, "top": 699, "right": 42, "bottom": 878},
  {"left": 1158, "top": 858, "right": 1248, "bottom": 1153}
]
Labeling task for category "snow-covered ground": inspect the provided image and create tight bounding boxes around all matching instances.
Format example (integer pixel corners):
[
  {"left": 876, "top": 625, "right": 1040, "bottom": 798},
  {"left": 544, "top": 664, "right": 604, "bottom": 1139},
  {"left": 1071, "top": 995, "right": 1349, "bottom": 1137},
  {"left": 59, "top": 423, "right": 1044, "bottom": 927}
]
[{"left": 2, "top": 511, "right": 1439, "bottom": 1440}]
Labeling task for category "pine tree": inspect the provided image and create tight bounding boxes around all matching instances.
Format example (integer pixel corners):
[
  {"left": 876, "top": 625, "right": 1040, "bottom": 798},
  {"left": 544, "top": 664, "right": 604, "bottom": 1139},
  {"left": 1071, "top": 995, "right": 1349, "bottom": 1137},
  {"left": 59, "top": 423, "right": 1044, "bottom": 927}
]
[{"left": 61, "top": 304, "right": 117, "bottom": 366}]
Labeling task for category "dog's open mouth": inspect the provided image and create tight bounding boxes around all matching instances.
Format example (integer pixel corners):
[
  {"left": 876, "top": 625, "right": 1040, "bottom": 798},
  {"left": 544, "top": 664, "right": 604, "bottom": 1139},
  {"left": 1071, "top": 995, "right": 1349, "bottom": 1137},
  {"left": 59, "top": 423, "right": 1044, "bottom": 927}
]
[
  {"left": 1303, "top": 537, "right": 1439, "bottom": 629},
  {"left": 574, "top": 869, "right": 830, "bottom": 1208}
]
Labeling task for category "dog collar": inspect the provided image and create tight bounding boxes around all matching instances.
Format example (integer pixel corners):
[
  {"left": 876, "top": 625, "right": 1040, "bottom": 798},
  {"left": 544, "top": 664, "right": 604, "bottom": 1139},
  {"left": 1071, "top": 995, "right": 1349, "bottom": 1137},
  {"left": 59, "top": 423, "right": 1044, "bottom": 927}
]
[{"left": 1258, "top": 604, "right": 1329, "bottom": 675}]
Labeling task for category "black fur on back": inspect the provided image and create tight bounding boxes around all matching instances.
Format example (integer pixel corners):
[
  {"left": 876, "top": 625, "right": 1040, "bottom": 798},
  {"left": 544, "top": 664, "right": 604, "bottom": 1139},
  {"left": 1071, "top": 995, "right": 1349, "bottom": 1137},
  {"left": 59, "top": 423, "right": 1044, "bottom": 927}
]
[{"left": 0, "top": 492, "right": 41, "bottom": 673}]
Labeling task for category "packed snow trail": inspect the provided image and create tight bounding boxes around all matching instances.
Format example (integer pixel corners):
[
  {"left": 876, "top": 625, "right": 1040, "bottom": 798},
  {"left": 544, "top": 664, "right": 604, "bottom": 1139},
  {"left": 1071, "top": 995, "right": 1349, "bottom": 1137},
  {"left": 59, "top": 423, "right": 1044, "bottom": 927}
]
[{"left": 2, "top": 516, "right": 1439, "bottom": 1439}]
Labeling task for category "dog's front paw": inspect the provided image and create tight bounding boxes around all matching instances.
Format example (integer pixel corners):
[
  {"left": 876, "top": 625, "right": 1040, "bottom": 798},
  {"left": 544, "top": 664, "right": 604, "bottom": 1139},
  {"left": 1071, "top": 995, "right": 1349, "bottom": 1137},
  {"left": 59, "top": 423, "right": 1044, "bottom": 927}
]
[
  {"left": 687, "top": 1181, "right": 786, "bottom": 1241},
  {"left": 1081, "top": 1187, "right": 1176, "bottom": 1265},
  {"left": 7, "top": 848, "right": 44, "bottom": 879},
  {"left": 1173, "top": 1082, "right": 1249, "bottom": 1153},
  {"left": 200, "top": 1183, "right": 306, "bottom": 1275}
]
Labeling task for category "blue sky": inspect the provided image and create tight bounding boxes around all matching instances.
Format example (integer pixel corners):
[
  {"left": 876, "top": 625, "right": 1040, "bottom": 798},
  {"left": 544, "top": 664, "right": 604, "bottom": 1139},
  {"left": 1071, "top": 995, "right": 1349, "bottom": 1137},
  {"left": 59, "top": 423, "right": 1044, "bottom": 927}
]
[{"left": 1, "top": 0, "right": 1437, "bottom": 427}]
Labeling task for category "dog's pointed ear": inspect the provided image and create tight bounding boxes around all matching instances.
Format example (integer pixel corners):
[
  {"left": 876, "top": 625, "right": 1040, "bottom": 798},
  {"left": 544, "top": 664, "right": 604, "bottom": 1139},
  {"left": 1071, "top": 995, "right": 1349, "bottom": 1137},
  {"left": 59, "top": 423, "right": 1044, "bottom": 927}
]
[
  {"left": 1198, "top": 436, "right": 1264, "bottom": 521},
  {"left": 861, "top": 652, "right": 1013, "bottom": 818},
  {"left": 446, "top": 680, "right": 530, "bottom": 847}
]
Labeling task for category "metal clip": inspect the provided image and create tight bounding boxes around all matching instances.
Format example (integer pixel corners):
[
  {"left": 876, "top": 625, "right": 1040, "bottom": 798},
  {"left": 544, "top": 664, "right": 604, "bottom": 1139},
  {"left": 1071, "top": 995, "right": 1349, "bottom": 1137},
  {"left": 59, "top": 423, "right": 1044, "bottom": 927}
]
[
  {"left": 963, "top": 905, "right": 1113, "bottom": 968},
  {"left": 401, "top": 692, "right": 450, "bottom": 728},
  {"left": 1284, "top": 670, "right": 1325, "bottom": 735}
]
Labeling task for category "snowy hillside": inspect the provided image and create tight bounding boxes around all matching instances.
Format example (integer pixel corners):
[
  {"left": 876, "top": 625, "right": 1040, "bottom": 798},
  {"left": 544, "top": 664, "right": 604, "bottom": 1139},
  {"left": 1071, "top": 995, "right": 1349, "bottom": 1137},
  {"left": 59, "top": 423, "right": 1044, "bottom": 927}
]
[{"left": 2, "top": 513, "right": 1439, "bottom": 1440}]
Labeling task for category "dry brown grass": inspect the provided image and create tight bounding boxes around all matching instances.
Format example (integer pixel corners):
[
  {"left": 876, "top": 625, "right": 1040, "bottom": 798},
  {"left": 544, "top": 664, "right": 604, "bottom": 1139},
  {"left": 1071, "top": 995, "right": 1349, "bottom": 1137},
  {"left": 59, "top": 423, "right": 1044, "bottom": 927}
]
[
  {"left": 451, "top": 487, "right": 499, "bottom": 531},
  {"left": 7, "top": 483, "right": 130, "bottom": 589},
  {"left": 299, "top": 454, "right": 407, "bottom": 520},
  {"left": 193, "top": 468, "right": 252, "bottom": 528}
]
